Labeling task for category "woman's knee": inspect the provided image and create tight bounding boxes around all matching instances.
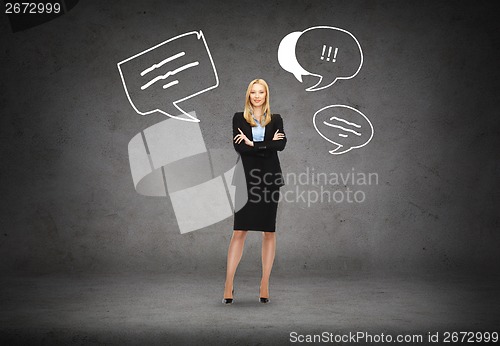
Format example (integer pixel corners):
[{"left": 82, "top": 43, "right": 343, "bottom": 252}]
[
  {"left": 262, "top": 232, "right": 276, "bottom": 239},
  {"left": 233, "top": 230, "right": 248, "bottom": 240}
]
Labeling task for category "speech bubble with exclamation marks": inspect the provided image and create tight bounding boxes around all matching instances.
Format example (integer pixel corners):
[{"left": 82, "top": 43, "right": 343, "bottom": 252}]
[
  {"left": 278, "top": 26, "right": 363, "bottom": 91},
  {"left": 117, "top": 31, "right": 219, "bottom": 122},
  {"left": 313, "top": 105, "right": 373, "bottom": 155}
]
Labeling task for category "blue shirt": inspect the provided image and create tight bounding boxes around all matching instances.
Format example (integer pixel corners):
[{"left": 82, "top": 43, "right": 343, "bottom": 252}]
[{"left": 251, "top": 116, "right": 266, "bottom": 142}]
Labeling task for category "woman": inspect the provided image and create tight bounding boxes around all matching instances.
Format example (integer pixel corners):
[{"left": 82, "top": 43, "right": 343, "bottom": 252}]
[{"left": 223, "top": 79, "right": 286, "bottom": 304}]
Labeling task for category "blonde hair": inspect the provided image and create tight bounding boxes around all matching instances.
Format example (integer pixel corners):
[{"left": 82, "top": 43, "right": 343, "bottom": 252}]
[{"left": 243, "top": 79, "right": 272, "bottom": 127}]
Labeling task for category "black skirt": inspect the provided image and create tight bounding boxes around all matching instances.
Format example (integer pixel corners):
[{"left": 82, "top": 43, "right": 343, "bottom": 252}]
[{"left": 233, "top": 160, "right": 281, "bottom": 232}]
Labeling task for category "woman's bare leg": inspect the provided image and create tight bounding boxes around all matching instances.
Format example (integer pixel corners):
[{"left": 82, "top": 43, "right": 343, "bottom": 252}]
[
  {"left": 260, "top": 231, "right": 276, "bottom": 298},
  {"left": 224, "top": 230, "right": 248, "bottom": 298}
]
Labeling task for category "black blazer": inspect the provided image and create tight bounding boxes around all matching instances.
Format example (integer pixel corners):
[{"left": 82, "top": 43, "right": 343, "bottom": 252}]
[{"left": 232, "top": 112, "right": 286, "bottom": 188}]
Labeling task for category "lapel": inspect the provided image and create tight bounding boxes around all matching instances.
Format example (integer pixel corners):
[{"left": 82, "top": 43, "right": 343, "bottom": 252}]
[
  {"left": 263, "top": 115, "right": 274, "bottom": 141},
  {"left": 242, "top": 115, "right": 254, "bottom": 141}
]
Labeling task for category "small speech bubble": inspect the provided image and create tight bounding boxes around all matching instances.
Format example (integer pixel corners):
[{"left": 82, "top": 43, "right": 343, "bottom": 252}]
[
  {"left": 313, "top": 105, "right": 373, "bottom": 155},
  {"left": 278, "top": 26, "right": 363, "bottom": 91},
  {"left": 117, "top": 31, "right": 219, "bottom": 122}
]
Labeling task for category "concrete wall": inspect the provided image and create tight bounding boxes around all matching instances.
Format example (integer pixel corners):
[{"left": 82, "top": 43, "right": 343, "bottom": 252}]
[{"left": 1, "top": 0, "right": 498, "bottom": 275}]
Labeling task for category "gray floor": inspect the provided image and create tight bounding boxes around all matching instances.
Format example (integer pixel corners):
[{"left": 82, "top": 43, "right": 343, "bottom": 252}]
[{"left": 1, "top": 270, "right": 498, "bottom": 345}]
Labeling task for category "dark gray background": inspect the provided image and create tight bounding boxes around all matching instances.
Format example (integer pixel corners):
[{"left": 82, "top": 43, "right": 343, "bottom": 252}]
[
  {"left": 2, "top": 1, "right": 500, "bottom": 344},
  {"left": 1, "top": 0, "right": 499, "bottom": 277}
]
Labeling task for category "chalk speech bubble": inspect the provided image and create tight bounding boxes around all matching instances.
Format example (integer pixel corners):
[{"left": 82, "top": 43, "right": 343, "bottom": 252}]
[
  {"left": 117, "top": 31, "right": 219, "bottom": 122},
  {"left": 278, "top": 26, "right": 363, "bottom": 91},
  {"left": 313, "top": 105, "right": 373, "bottom": 155}
]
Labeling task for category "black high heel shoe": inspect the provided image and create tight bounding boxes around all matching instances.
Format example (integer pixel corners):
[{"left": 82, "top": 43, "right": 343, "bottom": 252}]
[
  {"left": 222, "top": 289, "right": 234, "bottom": 305},
  {"left": 259, "top": 286, "right": 270, "bottom": 303}
]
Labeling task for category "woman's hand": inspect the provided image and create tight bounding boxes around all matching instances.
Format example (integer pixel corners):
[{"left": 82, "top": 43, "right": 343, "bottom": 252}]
[
  {"left": 273, "top": 129, "right": 285, "bottom": 141},
  {"left": 234, "top": 128, "right": 254, "bottom": 147}
]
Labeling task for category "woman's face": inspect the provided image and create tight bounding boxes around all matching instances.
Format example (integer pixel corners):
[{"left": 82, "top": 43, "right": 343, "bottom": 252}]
[{"left": 249, "top": 83, "right": 266, "bottom": 108}]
